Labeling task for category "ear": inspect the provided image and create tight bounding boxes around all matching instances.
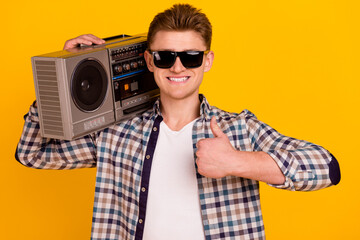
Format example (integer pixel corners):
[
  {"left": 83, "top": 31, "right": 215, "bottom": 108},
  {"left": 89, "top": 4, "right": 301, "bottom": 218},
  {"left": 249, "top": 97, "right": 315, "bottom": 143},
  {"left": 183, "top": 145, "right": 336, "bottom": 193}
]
[
  {"left": 144, "top": 50, "right": 154, "bottom": 72},
  {"left": 204, "top": 51, "right": 214, "bottom": 72}
]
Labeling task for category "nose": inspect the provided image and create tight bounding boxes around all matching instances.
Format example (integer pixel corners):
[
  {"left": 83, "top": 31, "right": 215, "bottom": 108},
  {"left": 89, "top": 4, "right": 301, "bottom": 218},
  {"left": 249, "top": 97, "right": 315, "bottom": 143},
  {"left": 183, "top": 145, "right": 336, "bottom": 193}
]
[{"left": 169, "top": 56, "right": 186, "bottom": 73}]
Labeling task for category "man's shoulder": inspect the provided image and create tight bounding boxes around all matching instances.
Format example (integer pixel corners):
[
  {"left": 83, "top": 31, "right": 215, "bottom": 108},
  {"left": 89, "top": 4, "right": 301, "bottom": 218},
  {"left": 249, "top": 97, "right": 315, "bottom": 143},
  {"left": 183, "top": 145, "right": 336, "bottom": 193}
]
[
  {"left": 201, "top": 105, "right": 261, "bottom": 138},
  {"left": 201, "top": 94, "right": 256, "bottom": 121},
  {"left": 207, "top": 104, "right": 257, "bottom": 121}
]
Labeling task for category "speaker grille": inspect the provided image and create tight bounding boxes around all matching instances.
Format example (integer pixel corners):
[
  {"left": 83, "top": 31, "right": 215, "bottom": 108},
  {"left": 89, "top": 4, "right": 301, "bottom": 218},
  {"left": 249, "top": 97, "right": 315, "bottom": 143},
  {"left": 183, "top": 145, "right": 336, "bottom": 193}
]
[{"left": 34, "top": 60, "right": 64, "bottom": 137}]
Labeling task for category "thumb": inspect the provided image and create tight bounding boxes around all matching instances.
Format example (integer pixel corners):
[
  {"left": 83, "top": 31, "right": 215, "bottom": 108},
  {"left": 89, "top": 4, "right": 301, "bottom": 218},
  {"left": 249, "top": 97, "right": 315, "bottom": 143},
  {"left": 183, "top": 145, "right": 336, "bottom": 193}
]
[{"left": 210, "top": 116, "right": 226, "bottom": 138}]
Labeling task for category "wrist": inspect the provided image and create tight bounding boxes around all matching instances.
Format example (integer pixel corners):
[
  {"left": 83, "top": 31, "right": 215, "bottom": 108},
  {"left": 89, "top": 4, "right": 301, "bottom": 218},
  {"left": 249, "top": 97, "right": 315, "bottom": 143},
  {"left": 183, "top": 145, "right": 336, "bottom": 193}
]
[
  {"left": 228, "top": 151, "right": 253, "bottom": 177},
  {"left": 229, "top": 151, "right": 285, "bottom": 184}
]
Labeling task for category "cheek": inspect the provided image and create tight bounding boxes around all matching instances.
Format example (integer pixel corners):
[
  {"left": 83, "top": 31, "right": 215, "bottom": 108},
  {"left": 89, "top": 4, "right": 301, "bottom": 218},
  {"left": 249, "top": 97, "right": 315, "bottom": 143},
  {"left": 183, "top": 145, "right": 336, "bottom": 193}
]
[
  {"left": 192, "top": 69, "right": 205, "bottom": 82},
  {"left": 152, "top": 69, "right": 166, "bottom": 83}
]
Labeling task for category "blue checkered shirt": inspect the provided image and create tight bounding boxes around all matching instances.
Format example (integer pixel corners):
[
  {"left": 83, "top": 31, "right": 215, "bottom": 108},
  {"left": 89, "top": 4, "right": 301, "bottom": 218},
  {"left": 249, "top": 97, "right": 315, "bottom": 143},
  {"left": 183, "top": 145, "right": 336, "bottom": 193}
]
[{"left": 16, "top": 95, "right": 340, "bottom": 240}]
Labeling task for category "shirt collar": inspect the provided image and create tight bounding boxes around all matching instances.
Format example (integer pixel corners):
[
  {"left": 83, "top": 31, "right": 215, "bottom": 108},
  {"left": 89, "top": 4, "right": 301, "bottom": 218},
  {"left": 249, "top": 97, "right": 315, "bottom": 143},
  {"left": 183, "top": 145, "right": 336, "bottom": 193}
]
[
  {"left": 152, "top": 94, "right": 211, "bottom": 120},
  {"left": 152, "top": 97, "right": 162, "bottom": 116},
  {"left": 198, "top": 94, "right": 212, "bottom": 120}
]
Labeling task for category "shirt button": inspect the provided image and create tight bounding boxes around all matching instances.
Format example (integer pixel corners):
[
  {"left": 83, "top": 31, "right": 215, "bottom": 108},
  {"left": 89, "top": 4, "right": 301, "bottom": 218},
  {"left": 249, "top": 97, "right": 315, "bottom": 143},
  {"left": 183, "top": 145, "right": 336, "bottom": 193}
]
[
  {"left": 153, "top": 127, "right": 158, "bottom": 131},
  {"left": 146, "top": 155, "right": 150, "bottom": 159},
  {"left": 141, "top": 187, "right": 146, "bottom": 192},
  {"left": 139, "top": 219, "right": 143, "bottom": 224}
]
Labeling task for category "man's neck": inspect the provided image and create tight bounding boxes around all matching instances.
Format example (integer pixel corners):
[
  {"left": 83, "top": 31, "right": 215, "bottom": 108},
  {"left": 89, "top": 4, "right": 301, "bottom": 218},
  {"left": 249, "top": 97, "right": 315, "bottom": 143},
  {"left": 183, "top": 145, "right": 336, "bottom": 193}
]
[{"left": 160, "top": 94, "right": 200, "bottom": 131}]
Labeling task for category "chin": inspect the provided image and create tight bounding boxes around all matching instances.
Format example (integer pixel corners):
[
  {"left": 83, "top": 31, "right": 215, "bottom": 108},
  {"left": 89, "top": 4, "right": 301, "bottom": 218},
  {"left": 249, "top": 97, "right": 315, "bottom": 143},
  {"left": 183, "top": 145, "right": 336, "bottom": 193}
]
[{"left": 161, "top": 90, "right": 199, "bottom": 101}]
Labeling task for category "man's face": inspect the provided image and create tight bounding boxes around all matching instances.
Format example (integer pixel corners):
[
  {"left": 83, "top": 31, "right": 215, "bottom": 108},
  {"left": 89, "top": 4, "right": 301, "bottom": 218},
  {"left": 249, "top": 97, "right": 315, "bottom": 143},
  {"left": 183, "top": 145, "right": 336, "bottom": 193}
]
[{"left": 144, "top": 30, "right": 214, "bottom": 102}]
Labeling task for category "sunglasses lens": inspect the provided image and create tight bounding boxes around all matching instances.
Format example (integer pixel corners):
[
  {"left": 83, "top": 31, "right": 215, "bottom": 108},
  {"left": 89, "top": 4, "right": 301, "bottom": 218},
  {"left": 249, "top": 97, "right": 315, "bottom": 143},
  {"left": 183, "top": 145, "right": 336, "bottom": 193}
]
[
  {"left": 152, "top": 51, "right": 205, "bottom": 69},
  {"left": 153, "top": 51, "right": 176, "bottom": 68},
  {"left": 180, "top": 51, "right": 204, "bottom": 68}
]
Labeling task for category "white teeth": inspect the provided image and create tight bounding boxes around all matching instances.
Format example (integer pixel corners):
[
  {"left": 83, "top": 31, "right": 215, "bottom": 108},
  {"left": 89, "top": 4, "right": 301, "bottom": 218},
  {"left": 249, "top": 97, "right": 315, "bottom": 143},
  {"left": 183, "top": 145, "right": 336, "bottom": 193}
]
[{"left": 168, "top": 77, "right": 189, "bottom": 82}]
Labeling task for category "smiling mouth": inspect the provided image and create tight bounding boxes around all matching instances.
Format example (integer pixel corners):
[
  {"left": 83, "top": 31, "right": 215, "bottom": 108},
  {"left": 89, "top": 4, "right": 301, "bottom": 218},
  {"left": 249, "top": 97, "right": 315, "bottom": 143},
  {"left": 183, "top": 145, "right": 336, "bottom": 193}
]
[{"left": 167, "top": 76, "right": 190, "bottom": 83}]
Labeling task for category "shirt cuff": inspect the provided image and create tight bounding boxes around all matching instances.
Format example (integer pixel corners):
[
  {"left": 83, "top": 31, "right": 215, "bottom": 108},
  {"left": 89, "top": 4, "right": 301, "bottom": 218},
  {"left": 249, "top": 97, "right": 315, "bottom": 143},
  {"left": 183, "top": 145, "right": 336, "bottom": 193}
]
[{"left": 266, "top": 150, "right": 322, "bottom": 191}]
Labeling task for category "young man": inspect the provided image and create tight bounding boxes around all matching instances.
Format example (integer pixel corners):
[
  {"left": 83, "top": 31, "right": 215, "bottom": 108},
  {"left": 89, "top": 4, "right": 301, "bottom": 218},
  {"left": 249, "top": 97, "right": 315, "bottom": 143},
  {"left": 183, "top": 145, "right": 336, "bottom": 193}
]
[{"left": 16, "top": 4, "right": 340, "bottom": 240}]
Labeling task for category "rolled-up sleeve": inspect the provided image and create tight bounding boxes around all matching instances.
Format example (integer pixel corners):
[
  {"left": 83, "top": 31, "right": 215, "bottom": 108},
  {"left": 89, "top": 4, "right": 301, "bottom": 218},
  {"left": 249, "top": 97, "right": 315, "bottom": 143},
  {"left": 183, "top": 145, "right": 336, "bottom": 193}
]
[
  {"left": 15, "top": 103, "right": 97, "bottom": 170},
  {"left": 244, "top": 110, "right": 340, "bottom": 191}
]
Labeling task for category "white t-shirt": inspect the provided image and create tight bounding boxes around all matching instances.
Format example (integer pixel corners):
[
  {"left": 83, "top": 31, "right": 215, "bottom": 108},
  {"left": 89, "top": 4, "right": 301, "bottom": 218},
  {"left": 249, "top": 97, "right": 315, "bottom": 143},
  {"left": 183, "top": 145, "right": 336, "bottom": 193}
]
[{"left": 143, "top": 119, "right": 205, "bottom": 240}]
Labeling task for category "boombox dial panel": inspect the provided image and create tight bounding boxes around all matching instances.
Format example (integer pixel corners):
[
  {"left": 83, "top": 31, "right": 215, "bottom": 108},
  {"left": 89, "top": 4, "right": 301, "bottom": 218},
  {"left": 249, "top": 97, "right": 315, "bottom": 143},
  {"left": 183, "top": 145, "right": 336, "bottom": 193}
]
[
  {"left": 110, "top": 42, "right": 158, "bottom": 104},
  {"left": 110, "top": 43, "right": 147, "bottom": 79},
  {"left": 111, "top": 44, "right": 145, "bottom": 61}
]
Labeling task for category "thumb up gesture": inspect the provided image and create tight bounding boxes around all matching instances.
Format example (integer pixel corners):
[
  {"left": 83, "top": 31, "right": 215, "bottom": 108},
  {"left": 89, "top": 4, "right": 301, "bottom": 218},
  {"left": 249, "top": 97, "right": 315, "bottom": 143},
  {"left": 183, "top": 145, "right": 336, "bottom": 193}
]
[{"left": 196, "top": 116, "right": 238, "bottom": 178}]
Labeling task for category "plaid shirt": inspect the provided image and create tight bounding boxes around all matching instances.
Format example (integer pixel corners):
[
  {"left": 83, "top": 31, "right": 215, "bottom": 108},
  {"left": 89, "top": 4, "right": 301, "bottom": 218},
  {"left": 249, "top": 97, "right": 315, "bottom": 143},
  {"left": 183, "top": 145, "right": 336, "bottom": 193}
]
[{"left": 16, "top": 95, "right": 340, "bottom": 240}]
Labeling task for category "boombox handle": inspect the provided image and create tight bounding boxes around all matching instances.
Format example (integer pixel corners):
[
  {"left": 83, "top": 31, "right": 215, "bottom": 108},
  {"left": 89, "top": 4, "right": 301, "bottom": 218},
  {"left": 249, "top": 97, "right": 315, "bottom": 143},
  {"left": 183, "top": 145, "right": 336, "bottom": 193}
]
[
  {"left": 103, "top": 34, "right": 131, "bottom": 42},
  {"left": 79, "top": 34, "right": 133, "bottom": 48}
]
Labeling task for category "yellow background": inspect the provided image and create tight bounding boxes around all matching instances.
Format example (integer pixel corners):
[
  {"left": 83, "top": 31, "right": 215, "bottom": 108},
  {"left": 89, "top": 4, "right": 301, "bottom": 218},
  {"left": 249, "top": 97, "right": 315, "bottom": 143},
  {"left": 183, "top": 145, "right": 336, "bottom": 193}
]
[{"left": 1, "top": 0, "right": 358, "bottom": 239}]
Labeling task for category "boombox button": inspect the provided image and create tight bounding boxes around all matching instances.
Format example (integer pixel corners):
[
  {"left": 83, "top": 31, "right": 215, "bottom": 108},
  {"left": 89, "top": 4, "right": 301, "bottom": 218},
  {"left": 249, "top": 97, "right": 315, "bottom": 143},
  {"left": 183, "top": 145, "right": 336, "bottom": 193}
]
[
  {"left": 131, "top": 62, "right": 138, "bottom": 69},
  {"left": 123, "top": 63, "right": 131, "bottom": 71}
]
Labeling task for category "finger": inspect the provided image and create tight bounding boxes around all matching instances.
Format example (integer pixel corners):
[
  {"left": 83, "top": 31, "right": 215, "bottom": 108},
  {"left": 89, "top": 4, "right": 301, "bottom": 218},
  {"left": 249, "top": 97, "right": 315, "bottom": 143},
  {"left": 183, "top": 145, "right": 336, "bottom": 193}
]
[
  {"left": 210, "top": 116, "right": 226, "bottom": 138},
  {"left": 63, "top": 37, "right": 90, "bottom": 50},
  {"left": 196, "top": 158, "right": 206, "bottom": 177},
  {"left": 72, "top": 35, "right": 101, "bottom": 46},
  {"left": 81, "top": 34, "right": 105, "bottom": 44},
  {"left": 63, "top": 35, "right": 105, "bottom": 50},
  {"left": 195, "top": 157, "right": 201, "bottom": 167},
  {"left": 196, "top": 139, "right": 204, "bottom": 148},
  {"left": 63, "top": 39, "right": 77, "bottom": 50}
]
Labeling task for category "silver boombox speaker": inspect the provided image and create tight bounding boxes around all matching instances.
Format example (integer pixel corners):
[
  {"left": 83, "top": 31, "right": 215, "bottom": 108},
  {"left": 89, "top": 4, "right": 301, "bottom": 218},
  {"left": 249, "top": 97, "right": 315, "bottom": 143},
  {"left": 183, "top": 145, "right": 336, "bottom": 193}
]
[{"left": 32, "top": 33, "right": 159, "bottom": 140}]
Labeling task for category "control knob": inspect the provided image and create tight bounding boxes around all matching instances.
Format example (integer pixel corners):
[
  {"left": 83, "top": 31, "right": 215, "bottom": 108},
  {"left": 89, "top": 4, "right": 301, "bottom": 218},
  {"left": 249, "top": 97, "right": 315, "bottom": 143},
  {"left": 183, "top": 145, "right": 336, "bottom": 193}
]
[
  {"left": 130, "top": 61, "right": 138, "bottom": 69},
  {"left": 123, "top": 63, "right": 131, "bottom": 71},
  {"left": 114, "top": 81, "right": 120, "bottom": 90},
  {"left": 114, "top": 65, "right": 123, "bottom": 73},
  {"left": 137, "top": 59, "right": 145, "bottom": 67}
]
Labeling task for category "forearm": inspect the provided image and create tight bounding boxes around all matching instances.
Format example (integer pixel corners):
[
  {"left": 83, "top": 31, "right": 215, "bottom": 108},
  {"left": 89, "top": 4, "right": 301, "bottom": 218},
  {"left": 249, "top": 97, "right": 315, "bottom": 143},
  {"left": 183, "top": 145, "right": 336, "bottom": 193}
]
[
  {"left": 229, "top": 151, "right": 285, "bottom": 185},
  {"left": 244, "top": 111, "right": 340, "bottom": 191},
  {"left": 16, "top": 104, "right": 97, "bottom": 169}
]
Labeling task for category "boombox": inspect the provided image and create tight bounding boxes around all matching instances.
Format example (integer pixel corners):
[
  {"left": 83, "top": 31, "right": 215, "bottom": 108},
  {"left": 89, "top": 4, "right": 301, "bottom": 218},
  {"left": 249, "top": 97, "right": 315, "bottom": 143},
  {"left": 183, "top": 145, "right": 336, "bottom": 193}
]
[{"left": 31, "top": 33, "right": 159, "bottom": 140}]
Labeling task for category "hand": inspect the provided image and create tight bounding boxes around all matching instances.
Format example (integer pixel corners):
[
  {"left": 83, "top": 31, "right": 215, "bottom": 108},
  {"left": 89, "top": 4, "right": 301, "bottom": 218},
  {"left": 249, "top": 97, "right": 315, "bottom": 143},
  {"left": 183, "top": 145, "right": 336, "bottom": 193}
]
[
  {"left": 196, "top": 117, "right": 286, "bottom": 183},
  {"left": 195, "top": 116, "right": 238, "bottom": 178},
  {"left": 63, "top": 34, "right": 105, "bottom": 50}
]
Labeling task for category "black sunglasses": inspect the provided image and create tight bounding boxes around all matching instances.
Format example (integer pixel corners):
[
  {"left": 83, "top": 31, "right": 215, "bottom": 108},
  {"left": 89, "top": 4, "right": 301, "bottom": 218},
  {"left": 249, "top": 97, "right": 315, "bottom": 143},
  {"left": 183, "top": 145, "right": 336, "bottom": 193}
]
[{"left": 149, "top": 50, "right": 210, "bottom": 69}]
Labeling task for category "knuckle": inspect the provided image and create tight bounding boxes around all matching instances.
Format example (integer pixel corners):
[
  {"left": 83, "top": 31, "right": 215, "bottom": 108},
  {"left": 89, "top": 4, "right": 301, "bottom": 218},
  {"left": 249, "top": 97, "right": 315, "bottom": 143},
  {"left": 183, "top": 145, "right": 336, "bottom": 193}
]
[{"left": 197, "top": 140, "right": 205, "bottom": 148}]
